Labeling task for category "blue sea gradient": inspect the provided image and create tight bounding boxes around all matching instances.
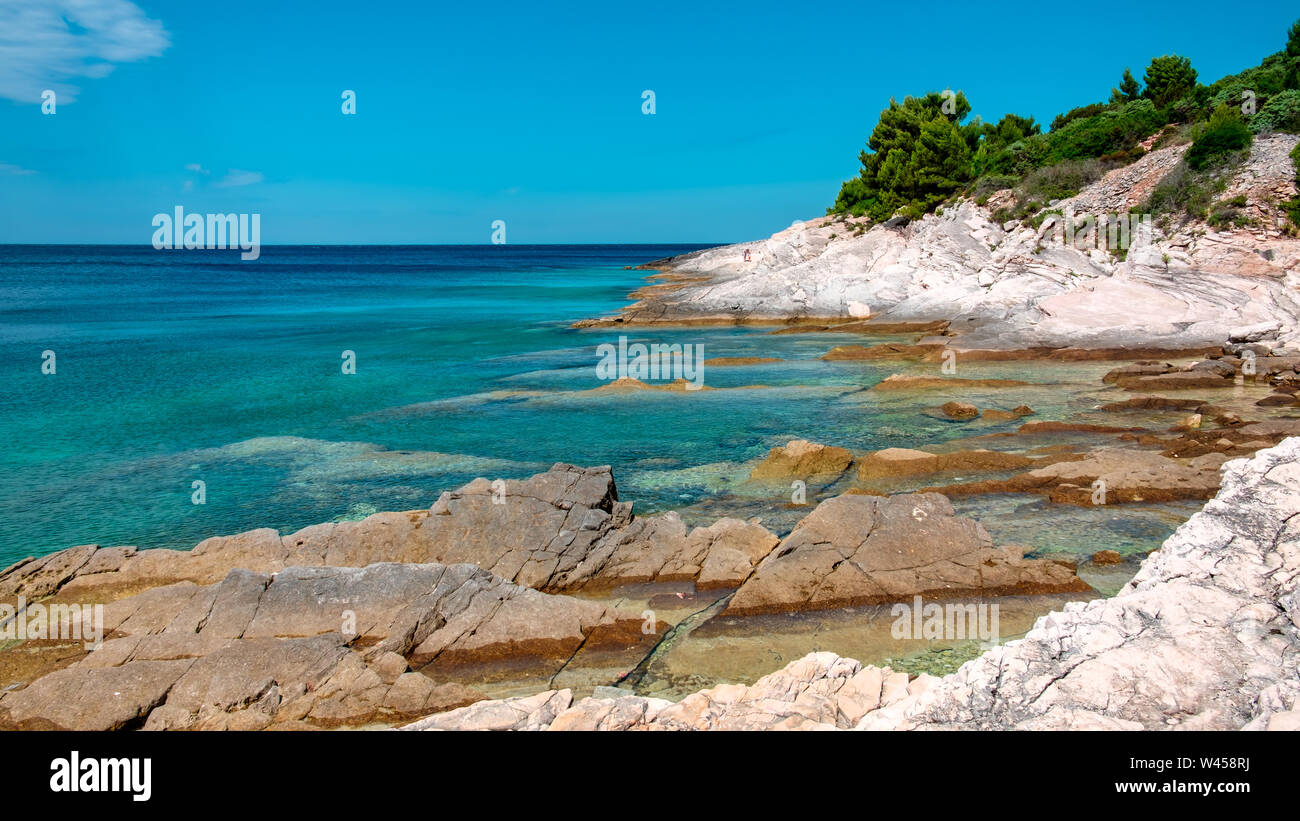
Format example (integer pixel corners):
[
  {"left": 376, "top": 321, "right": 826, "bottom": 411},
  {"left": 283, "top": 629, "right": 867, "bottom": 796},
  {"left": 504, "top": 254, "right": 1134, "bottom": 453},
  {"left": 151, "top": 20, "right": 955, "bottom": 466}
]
[{"left": 0, "top": 244, "right": 1193, "bottom": 567}]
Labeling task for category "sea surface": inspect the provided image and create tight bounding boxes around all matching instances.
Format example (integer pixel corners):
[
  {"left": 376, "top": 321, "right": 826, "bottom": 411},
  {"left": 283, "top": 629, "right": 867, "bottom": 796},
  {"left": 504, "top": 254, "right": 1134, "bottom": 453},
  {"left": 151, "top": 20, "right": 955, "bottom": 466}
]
[{"left": 0, "top": 244, "right": 1201, "bottom": 568}]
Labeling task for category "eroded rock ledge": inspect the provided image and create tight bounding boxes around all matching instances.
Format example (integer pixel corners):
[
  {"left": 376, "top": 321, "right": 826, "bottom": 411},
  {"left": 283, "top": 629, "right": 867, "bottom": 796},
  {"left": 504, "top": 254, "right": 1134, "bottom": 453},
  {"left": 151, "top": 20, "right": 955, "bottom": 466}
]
[
  {"left": 0, "top": 562, "right": 658, "bottom": 730},
  {"left": 0, "top": 463, "right": 1081, "bottom": 609},
  {"left": 0, "top": 463, "right": 1090, "bottom": 729},
  {"left": 402, "top": 438, "right": 1300, "bottom": 731}
]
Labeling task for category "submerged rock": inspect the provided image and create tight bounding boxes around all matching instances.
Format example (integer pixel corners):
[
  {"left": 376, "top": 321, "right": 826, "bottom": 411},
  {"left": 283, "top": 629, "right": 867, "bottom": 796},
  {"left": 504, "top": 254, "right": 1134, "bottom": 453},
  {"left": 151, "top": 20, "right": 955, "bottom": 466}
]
[
  {"left": 871, "top": 374, "right": 1031, "bottom": 391},
  {"left": 856, "top": 447, "right": 1034, "bottom": 480},
  {"left": 940, "top": 401, "right": 980, "bottom": 421},
  {"left": 981, "top": 405, "right": 1035, "bottom": 422},
  {"left": 749, "top": 439, "right": 853, "bottom": 480}
]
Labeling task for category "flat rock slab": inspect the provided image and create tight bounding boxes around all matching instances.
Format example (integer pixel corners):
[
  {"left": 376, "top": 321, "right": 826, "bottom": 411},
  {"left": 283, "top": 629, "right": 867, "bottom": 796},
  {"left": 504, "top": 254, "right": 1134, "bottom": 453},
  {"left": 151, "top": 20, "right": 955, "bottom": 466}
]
[
  {"left": 0, "top": 561, "right": 660, "bottom": 730},
  {"left": 927, "top": 446, "right": 1229, "bottom": 504},
  {"left": 722, "top": 493, "right": 1087, "bottom": 616}
]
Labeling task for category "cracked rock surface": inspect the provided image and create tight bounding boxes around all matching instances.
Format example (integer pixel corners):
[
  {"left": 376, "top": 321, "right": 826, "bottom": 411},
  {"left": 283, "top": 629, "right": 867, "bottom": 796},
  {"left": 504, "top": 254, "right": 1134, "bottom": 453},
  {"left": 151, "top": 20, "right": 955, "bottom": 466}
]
[
  {"left": 402, "top": 438, "right": 1300, "bottom": 731},
  {"left": 722, "top": 493, "right": 1089, "bottom": 616},
  {"left": 0, "top": 562, "right": 657, "bottom": 730},
  {"left": 1, "top": 464, "right": 782, "bottom": 601}
]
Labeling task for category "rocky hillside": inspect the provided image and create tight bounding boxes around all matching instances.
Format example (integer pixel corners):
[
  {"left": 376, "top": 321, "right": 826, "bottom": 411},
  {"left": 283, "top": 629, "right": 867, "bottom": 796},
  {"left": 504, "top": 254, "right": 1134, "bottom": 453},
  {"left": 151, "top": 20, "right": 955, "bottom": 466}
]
[{"left": 587, "top": 134, "right": 1300, "bottom": 353}]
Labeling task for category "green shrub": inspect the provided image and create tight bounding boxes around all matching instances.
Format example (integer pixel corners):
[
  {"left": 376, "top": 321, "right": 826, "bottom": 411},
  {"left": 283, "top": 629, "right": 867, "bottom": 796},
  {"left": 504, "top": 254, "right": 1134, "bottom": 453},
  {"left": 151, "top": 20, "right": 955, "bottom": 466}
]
[
  {"left": 1039, "top": 99, "right": 1165, "bottom": 163},
  {"left": 1016, "top": 158, "right": 1106, "bottom": 202},
  {"left": 1050, "top": 103, "right": 1107, "bottom": 132},
  {"left": 1185, "top": 105, "right": 1253, "bottom": 169},
  {"left": 1143, "top": 159, "right": 1238, "bottom": 224},
  {"left": 1249, "top": 89, "right": 1300, "bottom": 133},
  {"left": 1207, "top": 195, "right": 1253, "bottom": 228},
  {"left": 976, "top": 134, "right": 1050, "bottom": 177}
]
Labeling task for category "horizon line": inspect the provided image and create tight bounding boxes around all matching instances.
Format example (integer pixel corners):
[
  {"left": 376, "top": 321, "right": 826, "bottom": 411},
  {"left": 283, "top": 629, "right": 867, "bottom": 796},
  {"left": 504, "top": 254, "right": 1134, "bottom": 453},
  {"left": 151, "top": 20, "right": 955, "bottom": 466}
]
[{"left": 0, "top": 241, "right": 734, "bottom": 248}]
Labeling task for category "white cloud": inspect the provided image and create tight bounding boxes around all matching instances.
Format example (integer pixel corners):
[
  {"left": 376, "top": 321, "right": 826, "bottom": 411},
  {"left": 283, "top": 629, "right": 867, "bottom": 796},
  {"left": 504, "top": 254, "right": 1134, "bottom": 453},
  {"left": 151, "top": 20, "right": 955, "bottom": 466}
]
[
  {"left": 215, "top": 169, "right": 264, "bottom": 187},
  {"left": 0, "top": 0, "right": 169, "bottom": 104},
  {"left": 0, "top": 161, "right": 36, "bottom": 175},
  {"left": 184, "top": 163, "right": 209, "bottom": 174}
]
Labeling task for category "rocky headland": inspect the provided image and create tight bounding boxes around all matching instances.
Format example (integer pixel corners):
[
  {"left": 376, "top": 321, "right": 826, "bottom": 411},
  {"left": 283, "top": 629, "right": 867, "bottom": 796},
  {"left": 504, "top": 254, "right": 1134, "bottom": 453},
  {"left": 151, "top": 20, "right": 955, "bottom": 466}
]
[{"left": 577, "top": 134, "right": 1300, "bottom": 358}]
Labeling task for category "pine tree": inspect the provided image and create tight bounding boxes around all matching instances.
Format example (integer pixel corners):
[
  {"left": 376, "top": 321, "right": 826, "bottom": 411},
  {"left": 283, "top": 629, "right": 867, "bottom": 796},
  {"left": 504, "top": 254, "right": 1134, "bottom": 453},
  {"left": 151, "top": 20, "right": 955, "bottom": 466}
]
[
  {"left": 1119, "top": 68, "right": 1141, "bottom": 101},
  {"left": 831, "top": 91, "right": 975, "bottom": 221},
  {"left": 1143, "top": 56, "right": 1197, "bottom": 108},
  {"left": 1286, "top": 19, "right": 1300, "bottom": 89}
]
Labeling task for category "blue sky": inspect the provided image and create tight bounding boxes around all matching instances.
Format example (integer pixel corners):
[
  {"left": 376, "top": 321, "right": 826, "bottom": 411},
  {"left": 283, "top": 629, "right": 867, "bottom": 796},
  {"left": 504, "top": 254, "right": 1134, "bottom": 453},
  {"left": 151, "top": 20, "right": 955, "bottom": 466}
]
[{"left": 0, "top": 0, "right": 1296, "bottom": 244}]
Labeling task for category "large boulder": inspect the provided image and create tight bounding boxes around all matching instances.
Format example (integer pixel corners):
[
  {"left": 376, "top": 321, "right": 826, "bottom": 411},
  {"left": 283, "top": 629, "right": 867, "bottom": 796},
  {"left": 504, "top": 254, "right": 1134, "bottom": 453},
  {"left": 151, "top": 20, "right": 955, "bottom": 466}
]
[
  {"left": 721, "top": 493, "right": 1088, "bottom": 616},
  {"left": 749, "top": 439, "right": 853, "bottom": 480}
]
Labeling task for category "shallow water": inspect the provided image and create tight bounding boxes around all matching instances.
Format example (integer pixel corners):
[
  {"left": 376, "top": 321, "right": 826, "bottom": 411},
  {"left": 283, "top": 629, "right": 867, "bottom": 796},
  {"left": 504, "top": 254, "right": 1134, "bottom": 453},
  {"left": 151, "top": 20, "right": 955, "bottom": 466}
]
[{"left": 0, "top": 244, "right": 1278, "bottom": 572}]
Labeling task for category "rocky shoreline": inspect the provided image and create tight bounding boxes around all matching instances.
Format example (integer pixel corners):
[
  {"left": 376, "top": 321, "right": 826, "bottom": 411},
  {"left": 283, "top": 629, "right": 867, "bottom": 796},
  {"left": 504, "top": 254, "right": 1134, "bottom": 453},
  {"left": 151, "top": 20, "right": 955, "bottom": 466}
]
[
  {"left": 0, "top": 459, "right": 1093, "bottom": 729},
  {"left": 401, "top": 438, "right": 1300, "bottom": 731},
  {"left": 4, "top": 135, "right": 1300, "bottom": 731},
  {"left": 6, "top": 284, "right": 1300, "bottom": 729},
  {"left": 4, "top": 389, "right": 1298, "bottom": 729}
]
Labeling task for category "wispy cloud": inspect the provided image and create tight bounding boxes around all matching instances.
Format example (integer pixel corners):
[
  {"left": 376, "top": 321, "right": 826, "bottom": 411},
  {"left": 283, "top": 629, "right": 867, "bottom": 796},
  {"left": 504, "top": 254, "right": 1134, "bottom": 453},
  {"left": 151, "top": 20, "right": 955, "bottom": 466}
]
[
  {"left": 0, "top": 0, "right": 169, "bottom": 104},
  {"left": 184, "top": 163, "right": 210, "bottom": 175},
  {"left": 0, "top": 161, "right": 36, "bottom": 175},
  {"left": 215, "top": 169, "right": 264, "bottom": 188}
]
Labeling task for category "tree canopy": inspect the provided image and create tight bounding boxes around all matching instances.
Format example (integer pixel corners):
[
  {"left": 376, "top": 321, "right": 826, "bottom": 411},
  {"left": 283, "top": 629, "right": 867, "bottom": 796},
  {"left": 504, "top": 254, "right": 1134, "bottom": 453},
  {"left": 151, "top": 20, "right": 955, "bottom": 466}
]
[
  {"left": 1144, "top": 56, "right": 1198, "bottom": 107},
  {"left": 828, "top": 20, "right": 1300, "bottom": 223},
  {"left": 831, "top": 91, "right": 975, "bottom": 221}
]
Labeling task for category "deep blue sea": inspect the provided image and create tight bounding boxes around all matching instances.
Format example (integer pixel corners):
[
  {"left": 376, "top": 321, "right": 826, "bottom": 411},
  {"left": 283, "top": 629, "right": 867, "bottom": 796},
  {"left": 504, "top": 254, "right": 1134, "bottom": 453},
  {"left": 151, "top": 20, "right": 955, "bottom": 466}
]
[{"left": 0, "top": 244, "right": 1195, "bottom": 568}]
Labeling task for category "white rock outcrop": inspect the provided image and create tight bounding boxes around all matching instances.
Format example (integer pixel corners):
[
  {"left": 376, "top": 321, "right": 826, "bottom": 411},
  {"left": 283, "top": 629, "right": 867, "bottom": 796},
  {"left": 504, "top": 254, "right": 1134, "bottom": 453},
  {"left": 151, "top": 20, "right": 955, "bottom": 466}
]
[{"left": 598, "top": 135, "right": 1300, "bottom": 352}]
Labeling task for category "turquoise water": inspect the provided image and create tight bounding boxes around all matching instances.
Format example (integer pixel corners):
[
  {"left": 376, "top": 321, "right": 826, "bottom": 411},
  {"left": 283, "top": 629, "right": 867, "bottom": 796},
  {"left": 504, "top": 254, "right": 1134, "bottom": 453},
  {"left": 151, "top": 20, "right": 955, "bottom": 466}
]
[{"left": 0, "top": 245, "right": 1193, "bottom": 566}]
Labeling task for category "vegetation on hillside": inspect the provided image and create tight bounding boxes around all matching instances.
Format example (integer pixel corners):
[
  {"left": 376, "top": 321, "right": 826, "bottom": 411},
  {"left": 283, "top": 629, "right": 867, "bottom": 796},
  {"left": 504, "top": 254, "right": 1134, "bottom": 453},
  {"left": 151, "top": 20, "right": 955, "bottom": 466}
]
[{"left": 829, "top": 18, "right": 1300, "bottom": 229}]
